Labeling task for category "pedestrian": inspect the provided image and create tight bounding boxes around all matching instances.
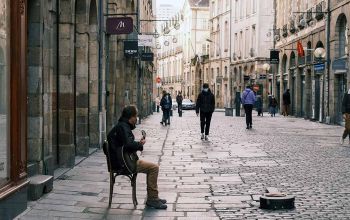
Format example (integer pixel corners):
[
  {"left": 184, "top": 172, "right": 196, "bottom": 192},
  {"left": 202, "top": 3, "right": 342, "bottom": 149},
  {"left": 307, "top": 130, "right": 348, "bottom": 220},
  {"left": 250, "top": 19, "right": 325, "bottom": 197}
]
[
  {"left": 341, "top": 89, "right": 350, "bottom": 144},
  {"left": 196, "top": 83, "right": 215, "bottom": 140},
  {"left": 155, "top": 96, "right": 160, "bottom": 113},
  {"left": 256, "top": 95, "right": 263, "bottom": 117},
  {"left": 160, "top": 91, "right": 172, "bottom": 125},
  {"left": 176, "top": 91, "right": 183, "bottom": 117},
  {"left": 268, "top": 92, "right": 272, "bottom": 114},
  {"left": 270, "top": 96, "right": 278, "bottom": 117},
  {"left": 107, "top": 106, "right": 167, "bottom": 209},
  {"left": 241, "top": 85, "right": 256, "bottom": 129},
  {"left": 282, "top": 89, "right": 291, "bottom": 116}
]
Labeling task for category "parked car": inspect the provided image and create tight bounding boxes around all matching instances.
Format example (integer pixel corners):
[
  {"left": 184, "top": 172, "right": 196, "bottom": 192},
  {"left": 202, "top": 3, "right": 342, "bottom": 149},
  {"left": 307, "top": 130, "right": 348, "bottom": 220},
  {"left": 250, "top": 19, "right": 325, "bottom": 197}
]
[
  {"left": 182, "top": 99, "right": 196, "bottom": 110},
  {"left": 172, "top": 99, "right": 178, "bottom": 110}
]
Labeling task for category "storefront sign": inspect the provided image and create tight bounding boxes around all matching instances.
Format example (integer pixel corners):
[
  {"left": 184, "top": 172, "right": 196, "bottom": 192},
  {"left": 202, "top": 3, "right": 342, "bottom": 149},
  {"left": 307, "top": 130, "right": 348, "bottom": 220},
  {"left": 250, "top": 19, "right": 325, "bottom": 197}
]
[
  {"left": 332, "top": 57, "right": 348, "bottom": 73},
  {"left": 141, "top": 52, "right": 154, "bottom": 61},
  {"left": 138, "top": 35, "right": 154, "bottom": 47},
  {"left": 270, "top": 50, "right": 280, "bottom": 64},
  {"left": 314, "top": 63, "right": 325, "bottom": 72},
  {"left": 124, "top": 41, "right": 138, "bottom": 57},
  {"left": 106, "top": 17, "right": 133, "bottom": 35}
]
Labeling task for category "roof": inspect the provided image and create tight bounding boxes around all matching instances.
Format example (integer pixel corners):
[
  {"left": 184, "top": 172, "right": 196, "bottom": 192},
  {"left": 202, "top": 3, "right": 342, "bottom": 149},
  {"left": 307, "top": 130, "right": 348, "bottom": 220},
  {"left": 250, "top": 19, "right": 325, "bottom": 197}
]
[{"left": 189, "top": 0, "right": 209, "bottom": 7}]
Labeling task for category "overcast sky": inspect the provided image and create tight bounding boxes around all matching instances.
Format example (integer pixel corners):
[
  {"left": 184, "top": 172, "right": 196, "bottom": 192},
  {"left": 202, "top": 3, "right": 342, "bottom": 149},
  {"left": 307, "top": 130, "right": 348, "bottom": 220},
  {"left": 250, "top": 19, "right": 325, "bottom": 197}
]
[{"left": 156, "top": 0, "right": 184, "bottom": 8}]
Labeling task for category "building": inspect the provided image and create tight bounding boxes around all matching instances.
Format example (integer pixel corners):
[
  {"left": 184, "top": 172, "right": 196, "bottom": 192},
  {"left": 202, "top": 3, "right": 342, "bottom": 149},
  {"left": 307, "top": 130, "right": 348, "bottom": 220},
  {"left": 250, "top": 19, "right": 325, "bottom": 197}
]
[
  {"left": 156, "top": 12, "right": 184, "bottom": 98},
  {"left": 208, "top": 0, "right": 232, "bottom": 108},
  {"left": 275, "top": 0, "right": 327, "bottom": 121},
  {"left": 230, "top": 0, "right": 274, "bottom": 109},
  {"left": 182, "top": 0, "right": 210, "bottom": 101},
  {"left": 0, "top": 0, "right": 155, "bottom": 218},
  {"left": 157, "top": 3, "right": 177, "bottom": 20}
]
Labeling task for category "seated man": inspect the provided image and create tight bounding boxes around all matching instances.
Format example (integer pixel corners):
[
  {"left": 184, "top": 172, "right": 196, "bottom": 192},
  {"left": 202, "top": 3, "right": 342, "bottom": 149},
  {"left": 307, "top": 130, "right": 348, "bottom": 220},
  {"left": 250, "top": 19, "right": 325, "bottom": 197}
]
[{"left": 107, "top": 105, "right": 167, "bottom": 209}]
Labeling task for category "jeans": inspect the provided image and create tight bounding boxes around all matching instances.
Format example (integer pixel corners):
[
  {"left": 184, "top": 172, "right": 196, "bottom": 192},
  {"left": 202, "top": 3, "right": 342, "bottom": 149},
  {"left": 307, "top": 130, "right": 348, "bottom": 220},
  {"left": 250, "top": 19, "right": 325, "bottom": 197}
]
[
  {"left": 283, "top": 104, "right": 290, "bottom": 116},
  {"left": 271, "top": 107, "right": 277, "bottom": 116},
  {"left": 244, "top": 104, "right": 253, "bottom": 127},
  {"left": 162, "top": 109, "right": 170, "bottom": 124},
  {"left": 157, "top": 106, "right": 159, "bottom": 112},
  {"left": 200, "top": 112, "right": 213, "bottom": 135},
  {"left": 137, "top": 160, "right": 159, "bottom": 200}
]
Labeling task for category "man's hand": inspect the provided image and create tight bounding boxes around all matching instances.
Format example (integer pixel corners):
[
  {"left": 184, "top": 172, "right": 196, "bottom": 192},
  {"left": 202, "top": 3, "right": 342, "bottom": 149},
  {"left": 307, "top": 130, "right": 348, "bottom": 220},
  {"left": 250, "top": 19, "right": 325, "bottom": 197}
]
[{"left": 140, "top": 139, "right": 146, "bottom": 145}]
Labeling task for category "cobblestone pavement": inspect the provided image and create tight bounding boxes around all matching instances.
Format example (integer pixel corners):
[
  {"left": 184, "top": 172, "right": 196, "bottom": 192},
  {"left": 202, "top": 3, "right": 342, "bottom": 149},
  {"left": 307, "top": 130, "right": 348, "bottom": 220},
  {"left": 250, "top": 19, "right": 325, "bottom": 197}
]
[{"left": 17, "top": 111, "right": 350, "bottom": 220}]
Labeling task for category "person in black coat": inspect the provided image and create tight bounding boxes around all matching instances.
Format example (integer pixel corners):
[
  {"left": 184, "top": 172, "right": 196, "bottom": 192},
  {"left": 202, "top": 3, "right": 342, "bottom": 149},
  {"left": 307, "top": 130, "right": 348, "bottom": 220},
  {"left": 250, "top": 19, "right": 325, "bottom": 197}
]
[
  {"left": 342, "top": 90, "right": 350, "bottom": 114},
  {"left": 176, "top": 92, "right": 183, "bottom": 116},
  {"left": 282, "top": 89, "right": 291, "bottom": 116},
  {"left": 107, "top": 106, "right": 167, "bottom": 209},
  {"left": 160, "top": 91, "right": 172, "bottom": 125},
  {"left": 196, "top": 83, "right": 215, "bottom": 140}
]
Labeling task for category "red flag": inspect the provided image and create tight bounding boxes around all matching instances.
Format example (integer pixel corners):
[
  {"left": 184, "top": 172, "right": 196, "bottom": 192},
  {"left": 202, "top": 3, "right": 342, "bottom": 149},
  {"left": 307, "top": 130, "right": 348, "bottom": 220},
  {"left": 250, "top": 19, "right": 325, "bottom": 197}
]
[{"left": 297, "top": 41, "right": 305, "bottom": 57}]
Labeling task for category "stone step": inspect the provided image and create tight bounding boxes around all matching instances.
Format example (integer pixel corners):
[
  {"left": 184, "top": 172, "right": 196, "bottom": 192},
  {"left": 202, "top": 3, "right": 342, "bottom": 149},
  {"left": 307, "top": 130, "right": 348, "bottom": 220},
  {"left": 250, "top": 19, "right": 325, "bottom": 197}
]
[{"left": 28, "top": 175, "right": 53, "bottom": 201}]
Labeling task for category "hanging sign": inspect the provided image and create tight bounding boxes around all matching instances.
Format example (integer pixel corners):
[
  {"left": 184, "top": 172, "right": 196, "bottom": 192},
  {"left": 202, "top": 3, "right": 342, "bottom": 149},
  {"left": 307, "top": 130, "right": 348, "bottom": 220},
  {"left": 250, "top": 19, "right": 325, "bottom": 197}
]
[
  {"left": 124, "top": 41, "right": 138, "bottom": 57},
  {"left": 106, "top": 17, "right": 133, "bottom": 35},
  {"left": 141, "top": 52, "right": 154, "bottom": 61},
  {"left": 297, "top": 41, "right": 305, "bottom": 57},
  {"left": 270, "top": 50, "right": 280, "bottom": 64},
  {"left": 138, "top": 35, "right": 154, "bottom": 47}
]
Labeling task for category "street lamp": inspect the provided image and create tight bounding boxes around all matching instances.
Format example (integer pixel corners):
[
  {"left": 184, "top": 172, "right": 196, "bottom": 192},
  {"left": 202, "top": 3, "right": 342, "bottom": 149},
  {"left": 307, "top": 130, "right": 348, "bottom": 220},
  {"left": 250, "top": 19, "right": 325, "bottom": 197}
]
[{"left": 314, "top": 47, "right": 326, "bottom": 59}]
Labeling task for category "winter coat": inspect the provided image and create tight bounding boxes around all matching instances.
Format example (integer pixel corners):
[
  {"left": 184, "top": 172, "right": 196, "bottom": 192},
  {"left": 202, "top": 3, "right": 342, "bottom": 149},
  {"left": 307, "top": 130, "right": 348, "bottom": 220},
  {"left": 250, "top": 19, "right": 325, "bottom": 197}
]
[
  {"left": 268, "top": 95, "right": 273, "bottom": 107},
  {"left": 196, "top": 89, "right": 215, "bottom": 113},
  {"left": 160, "top": 94, "right": 172, "bottom": 110},
  {"left": 342, "top": 93, "right": 350, "bottom": 114},
  {"left": 106, "top": 117, "right": 143, "bottom": 171},
  {"left": 176, "top": 94, "right": 183, "bottom": 105},
  {"left": 241, "top": 88, "right": 256, "bottom": 105},
  {"left": 283, "top": 91, "right": 291, "bottom": 105},
  {"left": 255, "top": 96, "right": 263, "bottom": 110},
  {"left": 271, "top": 98, "right": 278, "bottom": 107}
]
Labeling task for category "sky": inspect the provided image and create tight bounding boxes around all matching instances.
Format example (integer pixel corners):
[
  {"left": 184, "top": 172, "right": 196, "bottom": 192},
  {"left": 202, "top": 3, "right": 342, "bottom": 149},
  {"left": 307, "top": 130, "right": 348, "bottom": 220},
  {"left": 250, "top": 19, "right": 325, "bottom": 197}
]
[{"left": 156, "top": 0, "right": 185, "bottom": 8}]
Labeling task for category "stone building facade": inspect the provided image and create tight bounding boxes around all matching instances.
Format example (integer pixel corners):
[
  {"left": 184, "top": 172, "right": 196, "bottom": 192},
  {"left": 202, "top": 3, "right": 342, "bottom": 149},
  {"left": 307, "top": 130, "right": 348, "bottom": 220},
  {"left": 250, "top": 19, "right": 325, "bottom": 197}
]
[
  {"left": 275, "top": 0, "right": 350, "bottom": 125},
  {"left": 230, "top": 0, "right": 274, "bottom": 109},
  {"left": 0, "top": 0, "right": 155, "bottom": 218}
]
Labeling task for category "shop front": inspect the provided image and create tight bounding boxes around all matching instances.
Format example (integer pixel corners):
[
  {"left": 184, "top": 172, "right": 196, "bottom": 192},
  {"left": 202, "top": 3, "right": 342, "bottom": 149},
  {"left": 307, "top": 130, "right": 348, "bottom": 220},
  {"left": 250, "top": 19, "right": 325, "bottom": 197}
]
[{"left": 0, "top": 0, "right": 29, "bottom": 219}]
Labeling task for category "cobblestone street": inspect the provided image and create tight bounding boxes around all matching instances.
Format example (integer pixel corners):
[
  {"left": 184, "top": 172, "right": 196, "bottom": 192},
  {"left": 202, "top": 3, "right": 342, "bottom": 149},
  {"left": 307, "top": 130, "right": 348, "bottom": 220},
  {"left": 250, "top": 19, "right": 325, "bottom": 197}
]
[{"left": 17, "top": 111, "right": 350, "bottom": 220}]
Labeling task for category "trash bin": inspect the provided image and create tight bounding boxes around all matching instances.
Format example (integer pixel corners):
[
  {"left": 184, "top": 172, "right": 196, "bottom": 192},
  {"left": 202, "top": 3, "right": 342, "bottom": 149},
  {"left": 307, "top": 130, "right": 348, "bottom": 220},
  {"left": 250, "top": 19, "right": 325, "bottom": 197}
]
[{"left": 225, "top": 107, "right": 233, "bottom": 116}]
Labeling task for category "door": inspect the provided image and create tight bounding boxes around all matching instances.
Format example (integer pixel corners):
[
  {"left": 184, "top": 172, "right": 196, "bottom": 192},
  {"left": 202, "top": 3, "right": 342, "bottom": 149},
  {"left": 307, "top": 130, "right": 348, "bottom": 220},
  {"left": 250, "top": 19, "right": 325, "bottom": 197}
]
[
  {"left": 314, "top": 75, "right": 321, "bottom": 121},
  {"left": 301, "top": 75, "right": 306, "bottom": 117},
  {"left": 336, "top": 74, "right": 347, "bottom": 124}
]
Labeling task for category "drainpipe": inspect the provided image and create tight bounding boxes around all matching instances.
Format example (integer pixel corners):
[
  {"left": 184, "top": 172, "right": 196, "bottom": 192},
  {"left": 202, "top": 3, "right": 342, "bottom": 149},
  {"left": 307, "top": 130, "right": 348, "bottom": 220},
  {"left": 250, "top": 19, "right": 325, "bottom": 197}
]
[
  {"left": 56, "top": 0, "right": 60, "bottom": 165},
  {"left": 98, "top": 0, "right": 104, "bottom": 145},
  {"left": 137, "top": 0, "right": 142, "bottom": 124},
  {"left": 326, "top": 0, "right": 331, "bottom": 123}
]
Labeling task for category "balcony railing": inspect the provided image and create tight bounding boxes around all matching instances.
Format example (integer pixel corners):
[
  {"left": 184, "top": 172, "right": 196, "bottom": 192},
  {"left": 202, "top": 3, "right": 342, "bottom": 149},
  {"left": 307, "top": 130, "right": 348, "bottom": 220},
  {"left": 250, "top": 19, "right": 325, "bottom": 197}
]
[
  {"left": 315, "top": 2, "right": 324, "bottom": 20},
  {"left": 290, "top": 20, "right": 296, "bottom": 34},
  {"left": 282, "top": 24, "right": 288, "bottom": 38}
]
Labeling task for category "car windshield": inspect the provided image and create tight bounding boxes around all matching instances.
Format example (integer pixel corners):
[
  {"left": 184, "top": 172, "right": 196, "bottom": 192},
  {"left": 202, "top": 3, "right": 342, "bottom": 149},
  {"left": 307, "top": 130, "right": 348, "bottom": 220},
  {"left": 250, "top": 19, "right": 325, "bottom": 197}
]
[{"left": 182, "top": 99, "right": 192, "bottom": 104}]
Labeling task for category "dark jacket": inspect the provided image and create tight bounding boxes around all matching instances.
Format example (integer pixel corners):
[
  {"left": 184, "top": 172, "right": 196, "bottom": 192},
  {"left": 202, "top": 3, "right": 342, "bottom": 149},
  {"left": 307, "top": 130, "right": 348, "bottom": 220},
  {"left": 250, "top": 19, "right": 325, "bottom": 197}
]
[
  {"left": 176, "top": 94, "right": 183, "bottom": 105},
  {"left": 160, "top": 94, "right": 172, "bottom": 110},
  {"left": 196, "top": 89, "right": 215, "bottom": 114},
  {"left": 283, "top": 91, "right": 291, "bottom": 105},
  {"left": 342, "top": 93, "right": 350, "bottom": 114},
  {"left": 255, "top": 95, "right": 263, "bottom": 110},
  {"left": 107, "top": 117, "right": 143, "bottom": 170},
  {"left": 271, "top": 98, "right": 278, "bottom": 107}
]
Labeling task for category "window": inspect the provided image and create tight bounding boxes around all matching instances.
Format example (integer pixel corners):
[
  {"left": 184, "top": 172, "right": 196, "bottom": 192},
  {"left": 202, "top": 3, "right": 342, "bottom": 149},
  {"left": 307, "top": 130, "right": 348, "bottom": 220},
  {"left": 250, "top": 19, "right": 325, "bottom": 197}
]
[
  {"left": 217, "top": 67, "right": 220, "bottom": 76},
  {"left": 224, "top": 21, "right": 229, "bottom": 51},
  {"left": 211, "top": 68, "right": 214, "bottom": 80},
  {"left": 252, "top": 25, "right": 256, "bottom": 52},
  {"left": 216, "top": 24, "right": 220, "bottom": 56},
  {"left": 225, "top": 66, "right": 228, "bottom": 78},
  {"left": 0, "top": 0, "right": 9, "bottom": 188},
  {"left": 235, "top": 0, "right": 239, "bottom": 21},
  {"left": 253, "top": 0, "right": 257, "bottom": 13}
]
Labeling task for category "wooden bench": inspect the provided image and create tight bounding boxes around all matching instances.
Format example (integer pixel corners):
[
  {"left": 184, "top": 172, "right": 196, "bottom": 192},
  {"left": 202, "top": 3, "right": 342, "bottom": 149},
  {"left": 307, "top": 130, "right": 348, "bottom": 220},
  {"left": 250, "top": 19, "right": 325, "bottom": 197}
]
[{"left": 102, "top": 140, "right": 138, "bottom": 207}]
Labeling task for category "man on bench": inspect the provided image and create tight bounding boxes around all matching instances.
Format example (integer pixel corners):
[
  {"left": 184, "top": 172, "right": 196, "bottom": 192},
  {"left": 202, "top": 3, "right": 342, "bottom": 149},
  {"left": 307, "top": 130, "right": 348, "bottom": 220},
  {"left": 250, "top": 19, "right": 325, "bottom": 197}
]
[{"left": 107, "top": 105, "right": 167, "bottom": 209}]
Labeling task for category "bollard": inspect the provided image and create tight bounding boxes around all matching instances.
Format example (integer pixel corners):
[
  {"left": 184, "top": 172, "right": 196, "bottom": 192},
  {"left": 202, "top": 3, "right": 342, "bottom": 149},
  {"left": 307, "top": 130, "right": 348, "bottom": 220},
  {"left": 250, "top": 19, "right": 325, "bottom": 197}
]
[{"left": 260, "top": 187, "right": 295, "bottom": 210}]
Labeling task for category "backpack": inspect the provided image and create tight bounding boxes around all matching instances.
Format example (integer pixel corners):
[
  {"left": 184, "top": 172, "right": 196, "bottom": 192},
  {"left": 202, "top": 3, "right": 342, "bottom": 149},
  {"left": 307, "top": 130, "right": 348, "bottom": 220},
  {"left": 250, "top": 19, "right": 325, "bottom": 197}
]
[{"left": 163, "top": 95, "right": 171, "bottom": 109}]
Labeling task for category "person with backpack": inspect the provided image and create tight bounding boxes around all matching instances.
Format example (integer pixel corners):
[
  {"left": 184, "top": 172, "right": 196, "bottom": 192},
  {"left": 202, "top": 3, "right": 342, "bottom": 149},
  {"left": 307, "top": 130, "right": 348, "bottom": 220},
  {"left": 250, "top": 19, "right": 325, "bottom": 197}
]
[
  {"left": 241, "top": 85, "right": 256, "bottom": 129},
  {"left": 196, "top": 83, "right": 215, "bottom": 140},
  {"left": 176, "top": 92, "right": 183, "bottom": 117},
  {"left": 160, "top": 91, "right": 172, "bottom": 125}
]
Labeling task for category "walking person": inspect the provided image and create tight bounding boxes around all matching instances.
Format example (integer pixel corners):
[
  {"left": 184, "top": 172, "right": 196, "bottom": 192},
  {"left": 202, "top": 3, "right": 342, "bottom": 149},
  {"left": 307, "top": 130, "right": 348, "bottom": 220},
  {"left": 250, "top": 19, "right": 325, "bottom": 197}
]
[
  {"left": 256, "top": 95, "right": 263, "bottom": 117},
  {"left": 268, "top": 93, "right": 273, "bottom": 114},
  {"left": 341, "top": 89, "right": 350, "bottom": 145},
  {"left": 155, "top": 96, "right": 160, "bottom": 113},
  {"left": 241, "top": 85, "right": 256, "bottom": 129},
  {"left": 196, "top": 83, "right": 215, "bottom": 140},
  {"left": 282, "top": 89, "right": 291, "bottom": 116},
  {"left": 270, "top": 96, "right": 278, "bottom": 117},
  {"left": 160, "top": 91, "right": 172, "bottom": 126},
  {"left": 107, "top": 106, "right": 167, "bottom": 209},
  {"left": 176, "top": 92, "right": 183, "bottom": 117}
]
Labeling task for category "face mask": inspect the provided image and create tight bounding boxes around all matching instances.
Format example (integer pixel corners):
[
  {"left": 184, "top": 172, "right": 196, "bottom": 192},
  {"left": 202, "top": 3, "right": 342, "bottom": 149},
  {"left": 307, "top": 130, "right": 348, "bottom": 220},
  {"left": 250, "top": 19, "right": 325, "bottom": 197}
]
[{"left": 203, "top": 88, "right": 209, "bottom": 92}]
